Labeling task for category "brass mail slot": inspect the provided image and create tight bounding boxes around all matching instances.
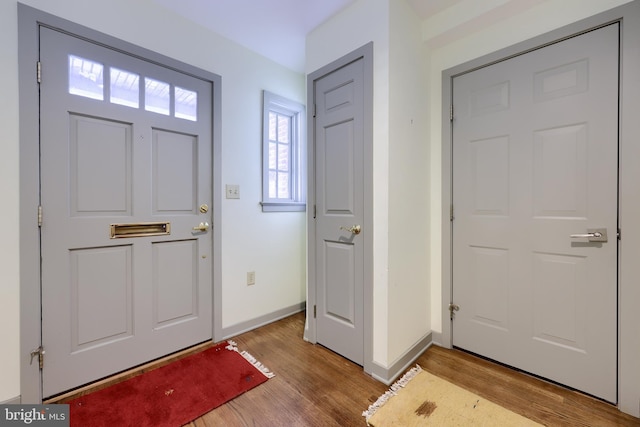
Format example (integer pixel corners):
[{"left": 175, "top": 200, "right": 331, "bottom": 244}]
[{"left": 110, "top": 222, "right": 171, "bottom": 238}]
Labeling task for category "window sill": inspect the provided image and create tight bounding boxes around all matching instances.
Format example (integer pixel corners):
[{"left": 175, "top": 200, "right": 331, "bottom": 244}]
[{"left": 261, "top": 202, "right": 306, "bottom": 213}]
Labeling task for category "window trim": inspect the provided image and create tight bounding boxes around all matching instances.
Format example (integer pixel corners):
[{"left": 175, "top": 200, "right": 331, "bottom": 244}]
[{"left": 262, "top": 90, "right": 306, "bottom": 212}]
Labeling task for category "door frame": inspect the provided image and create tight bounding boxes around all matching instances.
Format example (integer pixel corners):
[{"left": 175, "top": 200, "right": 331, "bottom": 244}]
[
  {"left": 18, "top": 4, "right": 223, "bottom": 403},
  {"left": 440, "top": 1, "right": 640, "bottom": 416},
  {"left": 305, "top": 42, "right": 374, "bottom": 375}
]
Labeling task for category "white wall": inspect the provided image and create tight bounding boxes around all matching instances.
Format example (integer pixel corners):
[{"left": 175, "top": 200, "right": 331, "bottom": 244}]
[
  {"left": 0, "top": 1, "right": 21, "bottom": 404},
  {"left": 1, "top": 0, "right": 305, "bottom": 402},
  {"left": 387, "top": 0, "right": 430, "bottom": 364}
]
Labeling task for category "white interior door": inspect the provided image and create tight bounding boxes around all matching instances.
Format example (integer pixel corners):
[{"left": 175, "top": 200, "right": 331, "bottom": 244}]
[
  {"left": 314, "top": 58, "right": 365, "bottom": 365},
  {"left": 452, "top": 24, "right": 618, "bottom": 402},
  {"left": 40, "top": 27, "right": 213, "bottom": 397}
]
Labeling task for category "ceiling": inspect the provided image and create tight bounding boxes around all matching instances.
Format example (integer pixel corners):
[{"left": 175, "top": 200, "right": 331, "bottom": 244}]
[{"left": 151, "top": 0, "right": 462, "bottom": 72}]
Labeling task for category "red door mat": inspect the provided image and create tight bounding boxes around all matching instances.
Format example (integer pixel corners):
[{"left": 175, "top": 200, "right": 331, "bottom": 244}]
[{"left": 67, "top": 341, "right": 274, "bottom": 427}]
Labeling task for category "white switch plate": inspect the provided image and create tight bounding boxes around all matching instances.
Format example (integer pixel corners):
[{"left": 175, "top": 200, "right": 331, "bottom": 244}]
[
  {"left": 225, "top": 184, "right": 240, "bottom": 199},
  {"left": 247, "top": 271, "right": 256, "bottom": 286}
]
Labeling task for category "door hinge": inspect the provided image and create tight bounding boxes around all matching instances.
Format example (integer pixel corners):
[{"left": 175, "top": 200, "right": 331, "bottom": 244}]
[
  {"left": 38, "top": 205, "right": 43, "bottom": 227},
  {"left": 37, "top": 61, "right": 42, "bottom": 84},
  {"left": 618, "top": 228, "right": 621, "bottom": 240},
  {"left": 450, "top": 205, "right": 454, "bottom": 222},
  {"left": 313, "top": 305, "right": 317, "bottom": 318},
  {"left": 313, "top": 104, "right": 317, "bottom": 118},
  {"left": 450, "top": 105, "right": 454, "bottom": 122},
  {"left": 313, "top": 204, "right": 316, "bottom": 219},
  {"left": 449, "top": 303, "right": 459, "bottom": 320},
  {"left": 30, "top": 346, "right": 45, "bottom": 370}
]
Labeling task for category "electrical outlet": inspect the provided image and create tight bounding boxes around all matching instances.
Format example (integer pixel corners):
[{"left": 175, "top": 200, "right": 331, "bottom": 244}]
[
  {"left": 225, "top": 184, "right": 240, "bottom": 199},
  {"left": 247, "top": 271, "right": 256, "bottom": 286}
]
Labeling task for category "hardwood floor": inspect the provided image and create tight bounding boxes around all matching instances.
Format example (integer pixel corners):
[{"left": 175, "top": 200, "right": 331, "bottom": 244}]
[
  {"left": 53, "top": 311, "right": 640, "bottom": 426},
  {"left": 187, "top": 312, "right": 639, "bottom": 426}
]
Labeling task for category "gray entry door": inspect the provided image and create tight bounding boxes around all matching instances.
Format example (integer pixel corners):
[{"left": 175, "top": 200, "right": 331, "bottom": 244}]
[
  {"left": 40, "top": 27, "right": 213, "bottom": 397},
  {"left": 452, "top": 24, "right": 618, "bottom": 402},
  {"left": 314, "top": 58, "right": 365, "bottom": 365}
]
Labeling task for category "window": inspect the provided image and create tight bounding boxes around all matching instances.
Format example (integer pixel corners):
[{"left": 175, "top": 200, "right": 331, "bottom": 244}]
[
  {"left": 68, "top": 54, "right": 198, "bottom": 122},
  {"left": 144, "top": 77, "right": 170, "bottom": 115},
  {"left": 262, "top": 91, "right": 306, "bottom": 212},
  {"left": 110, "top": 67, "right": 140, "bottom": 108},
  {"left": 175, "top": 86, "right": 198, "bottom": 121},
  {"left": 68, "top": 55, "right": 104, "bottom": 100}
]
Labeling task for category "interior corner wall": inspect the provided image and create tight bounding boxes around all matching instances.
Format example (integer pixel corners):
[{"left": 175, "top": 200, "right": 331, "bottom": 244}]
[
  {"left": 386, "top": 0, "right": 431, "bottom": 364},
  {"left": 306, "top": 0, "right": 391, "bottom": 365},
  {"left": 5, "top": 0, "right": 306, "bottom": 402},
  {"left": 0, "top": 1, "right": 21, "bottom": 404}
]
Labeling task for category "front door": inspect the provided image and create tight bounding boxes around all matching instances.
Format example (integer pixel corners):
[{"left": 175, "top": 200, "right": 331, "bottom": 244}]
[
  {"left": 40, "top": 27, "right": 213, "bottom": 397},
  {"left": 452, "top": 24, "right": 618, "bottom": 402},
  {"left": 314, "top": 57, "right": 366, "bottom": 365}
]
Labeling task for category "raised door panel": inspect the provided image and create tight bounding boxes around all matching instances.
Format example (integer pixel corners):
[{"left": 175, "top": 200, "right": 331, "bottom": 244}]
[
  {"left": 153, "top": 129, "right": 197, "bottom": 214},
  {"left": 469, "top": 246, "right": 510, "bottom": 332},
  {"left": 152, "top": 240, "right": 198, "bottom": 328},
  {"left": 533, "top": 124, "right": 587, "bottom": 218},
  {"left": 70, "top": 115, "right": 132, "bottom": 216},
  {"left": 470, "top": 136, "right": 510, "bottom": 216},
  {"left": 532, "top": 252, "right": 587, "bottom": 352},
  {"left": 71, "top": 246, "right": 133, "bottom": 351},
  {"left": 324, "top": 121, "right": 355, "bottom": 214},
  {"left": 323, "top": 241, "right": 356, "bottom": 326}
]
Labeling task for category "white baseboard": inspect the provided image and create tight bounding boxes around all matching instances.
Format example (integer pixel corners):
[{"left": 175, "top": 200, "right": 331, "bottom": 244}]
[
  {"left": 221, "top": 302, "right": 305, "bottom": 340},
  {"left": 0, "top": 396, "right": 21, "bottom": 405},
  {"left": 431, "top": 331, "right": 444, "bottom": 347},
  {"left": 370, "top": 332, "right": 433, "bottom": 385}
]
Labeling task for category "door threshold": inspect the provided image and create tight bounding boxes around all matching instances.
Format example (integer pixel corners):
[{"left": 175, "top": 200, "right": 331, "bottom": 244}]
[
  {"left": 453, "top": 346, "right": 616, "bottom": 406},
  {"left": 44, "top": 340, "right": 213, "bottom": 403}
]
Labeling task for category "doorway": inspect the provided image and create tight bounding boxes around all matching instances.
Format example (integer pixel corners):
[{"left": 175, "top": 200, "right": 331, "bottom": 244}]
[
  {"left": 450, "top": 23, "right": 618, "bottom": 402},
  {"left": 39, "top": 26, "right": 216, "bottom": 398},
  {"left": 18, "top": 5, "right": 222, "bottom": 402},
  {"left": 440, "top": 2, "right": 640, "bottom": 417},
  {"left": 306, "top": 43, "right": 374, "bottom": 373}
]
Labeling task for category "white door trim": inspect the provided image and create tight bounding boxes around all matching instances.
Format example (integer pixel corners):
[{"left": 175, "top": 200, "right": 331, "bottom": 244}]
[
  {"left": 306, "top": 42, "right": 374, "bottom": 375},
  {"left": 441, "top": 1, "right": 640, "bottom": 417},
  {"left": 18, "top": 4, "right": 222, "bottom": 403}
]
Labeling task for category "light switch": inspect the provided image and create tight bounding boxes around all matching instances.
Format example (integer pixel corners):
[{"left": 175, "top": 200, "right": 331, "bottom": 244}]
[{"left": 225, "top": 184, "right": 240, "bottom": 199}]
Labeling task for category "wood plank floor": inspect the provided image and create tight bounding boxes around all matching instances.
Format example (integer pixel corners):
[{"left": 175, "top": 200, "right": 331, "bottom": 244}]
[
  {"left": 188, "top": 312, "right": 639, "bottom": 426},
  {"left": 54, "top": 312, "right": 640, "bottom": 426}
]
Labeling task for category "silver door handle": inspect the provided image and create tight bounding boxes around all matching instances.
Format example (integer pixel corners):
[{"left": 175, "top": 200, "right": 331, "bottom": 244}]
[
  {"left": 570, "top": 232, "right": 601, "bottom": 238},
  {"left": 570, "top": 228, "right": 607, "bottom": 242}
]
